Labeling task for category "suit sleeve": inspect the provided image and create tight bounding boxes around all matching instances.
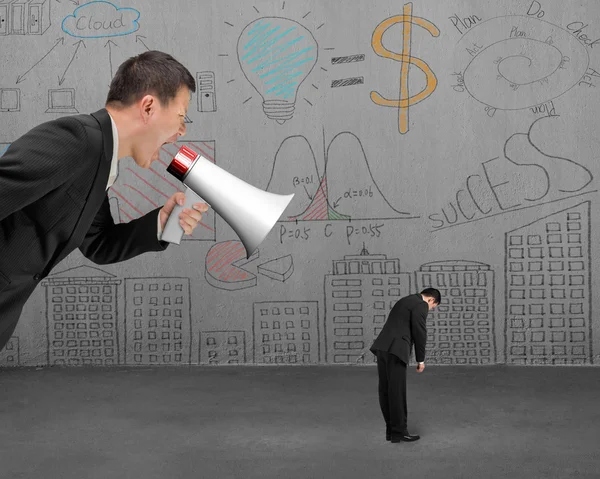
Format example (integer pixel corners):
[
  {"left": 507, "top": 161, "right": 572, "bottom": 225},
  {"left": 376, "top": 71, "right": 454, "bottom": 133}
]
[
  {"left": 410, "top": 303, "right": 428, "bottom": 363},
  {"left": 0, "top": 118, "right": 90, "bottom": 222},
  {"left": 78, "top": 194, "right": 169, "bottom": 265}
]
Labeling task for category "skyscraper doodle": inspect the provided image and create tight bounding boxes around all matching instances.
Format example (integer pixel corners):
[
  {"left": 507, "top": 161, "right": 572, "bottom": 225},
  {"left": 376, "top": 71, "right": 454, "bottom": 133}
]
[{"left": 505, "top": 201, "right": 592, "bottom": 365}]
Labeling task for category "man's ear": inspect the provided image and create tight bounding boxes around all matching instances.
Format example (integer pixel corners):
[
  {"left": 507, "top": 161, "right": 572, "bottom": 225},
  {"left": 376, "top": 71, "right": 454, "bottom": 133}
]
[{"left": 139, "top": 95, "right": 155, "bottom": 121}]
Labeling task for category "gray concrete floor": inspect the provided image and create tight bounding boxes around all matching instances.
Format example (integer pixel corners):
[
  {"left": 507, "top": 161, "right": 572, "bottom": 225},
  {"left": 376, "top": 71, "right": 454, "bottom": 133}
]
[{"left": 1, "top": 365, "right": 599, "bottom": 479}]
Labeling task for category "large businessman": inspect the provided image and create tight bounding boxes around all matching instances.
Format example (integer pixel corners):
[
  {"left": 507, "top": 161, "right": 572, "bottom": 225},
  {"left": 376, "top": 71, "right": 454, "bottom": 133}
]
[
  {"left": 0, "top": 51, "right": 209, "bottom": 352},
  {"left": 370, "top": 288, "right": 441, "bottom": 443}
]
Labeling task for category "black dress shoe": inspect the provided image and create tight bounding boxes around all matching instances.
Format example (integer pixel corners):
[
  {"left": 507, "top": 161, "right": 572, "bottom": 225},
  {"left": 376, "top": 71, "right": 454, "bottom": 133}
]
[
  {"left": 386, "top": 432, "right": 391, "bottom": 441},
  {"left": 391, "top": 433, "right": 420, "bottom": 442}
]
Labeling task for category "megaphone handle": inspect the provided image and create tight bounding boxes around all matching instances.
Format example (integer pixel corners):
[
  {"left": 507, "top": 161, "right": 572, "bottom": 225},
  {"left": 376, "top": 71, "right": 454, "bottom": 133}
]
[{"left": 160, "top": 187, "right": 204, "bottom": 244}]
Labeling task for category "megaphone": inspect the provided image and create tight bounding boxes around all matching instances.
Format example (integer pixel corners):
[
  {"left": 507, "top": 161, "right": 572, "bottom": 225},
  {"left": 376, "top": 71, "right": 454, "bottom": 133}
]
[{"left": 160, "top": 145, "right": 294, "bottom": 259}]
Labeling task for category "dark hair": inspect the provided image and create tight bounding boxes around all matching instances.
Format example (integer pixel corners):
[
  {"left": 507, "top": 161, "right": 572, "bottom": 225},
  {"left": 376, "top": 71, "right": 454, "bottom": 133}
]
[
  {"left": 420, "top": 288, "right": 441, "bottom": 304},
  {"left": 106, "top": 50, "right": 195, "bottom": 107}
]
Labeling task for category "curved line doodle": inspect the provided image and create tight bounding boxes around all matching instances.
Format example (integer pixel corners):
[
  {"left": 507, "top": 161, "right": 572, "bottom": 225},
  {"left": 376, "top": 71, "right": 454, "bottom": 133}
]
[
  {"left": 370, "top": 2, "right": 440, "bottom": 134},
  {"left": 455, "top": 15, "right": 589, "bottom": 112}
]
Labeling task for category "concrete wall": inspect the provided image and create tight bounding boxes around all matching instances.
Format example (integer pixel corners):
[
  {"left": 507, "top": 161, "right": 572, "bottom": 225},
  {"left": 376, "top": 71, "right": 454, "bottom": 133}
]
[{"left": 1, "top": 0, "right": 599, "bottom": 367}]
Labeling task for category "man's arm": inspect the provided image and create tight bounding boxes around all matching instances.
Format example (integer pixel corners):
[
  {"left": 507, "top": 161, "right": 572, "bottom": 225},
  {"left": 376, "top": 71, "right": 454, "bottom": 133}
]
[
  {"left": 0, "top": 118, "right": 90, "bottom": 222},
  {"left": 411, "top": 303, "right": 428, "bottom": 364},
  {"left": 78, "top": 194, "right": 168, "bottom": 265}
]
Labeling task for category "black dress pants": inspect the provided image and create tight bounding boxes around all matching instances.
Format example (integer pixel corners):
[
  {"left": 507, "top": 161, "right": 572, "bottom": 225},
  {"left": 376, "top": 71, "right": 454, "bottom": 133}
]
[{"left": 375, "top": 350, "right": 408, "bottom": 435}]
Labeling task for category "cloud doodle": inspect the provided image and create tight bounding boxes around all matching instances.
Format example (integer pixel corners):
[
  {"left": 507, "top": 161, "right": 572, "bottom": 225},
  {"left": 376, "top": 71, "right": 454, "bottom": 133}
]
[{"left": 62, "top": 1, "right": 140, "bottom": 39}]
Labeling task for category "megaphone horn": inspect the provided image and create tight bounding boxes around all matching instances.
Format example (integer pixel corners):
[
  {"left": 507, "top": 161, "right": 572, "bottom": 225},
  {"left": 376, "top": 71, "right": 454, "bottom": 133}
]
[{"left": 160, "top": 145, "right": 295, "bottom": 259}]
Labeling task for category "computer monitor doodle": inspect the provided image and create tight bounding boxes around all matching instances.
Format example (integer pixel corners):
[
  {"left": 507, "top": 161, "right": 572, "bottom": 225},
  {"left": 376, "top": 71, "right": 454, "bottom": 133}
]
[
  {"left": 46, "top": 88, "right": 78, "bottom": 114},
  {"left": 0, "top": 88, "right": 20, "bottom": 112}
]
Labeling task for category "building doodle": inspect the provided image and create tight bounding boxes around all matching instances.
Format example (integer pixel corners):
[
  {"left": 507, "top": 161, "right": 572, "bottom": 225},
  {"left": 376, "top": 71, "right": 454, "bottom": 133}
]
[
  {"left": 124, "top": 277, "right": 192, "bottom": 366},
  {"left": 253, "top": 301, "right": 320, "bottom": 364},
  {"left": 416, "top": 260, "right": 496, "bottom": 365},
  {"left": 325, "top": 246, "right": 412, "bottom": 364},
  {"left": 200, "top": 330, "right": 246, "bottom": 365},
  {"left": 0, "top": 337, "right": 20, "bottom": 366},
  {"left": 505, "top": 201, "right": 592, "bottom": 365},
  {"left": 41, "top": 266, "right": 122, "bottom": 366}
]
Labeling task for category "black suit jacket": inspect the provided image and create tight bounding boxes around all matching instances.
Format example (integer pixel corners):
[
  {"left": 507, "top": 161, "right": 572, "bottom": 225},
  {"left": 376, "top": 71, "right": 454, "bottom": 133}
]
[
  {"left": 370, "top": 293, "right": 428, "bottom": 364},
  {"left": 0, "top": 109, "right": 169, "bottom": 351}
]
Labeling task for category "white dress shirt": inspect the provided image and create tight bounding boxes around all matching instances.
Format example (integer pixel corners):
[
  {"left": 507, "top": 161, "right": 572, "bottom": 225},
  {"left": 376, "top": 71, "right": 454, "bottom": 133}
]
[{"left": 105, "top": 113, "right": 163, "bottom": 239}]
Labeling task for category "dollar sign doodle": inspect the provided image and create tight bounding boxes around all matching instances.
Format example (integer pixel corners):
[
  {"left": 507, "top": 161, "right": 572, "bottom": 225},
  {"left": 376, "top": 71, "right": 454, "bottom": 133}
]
[{"left": 371, "top": 3, "right": 440, "bottom": 134}]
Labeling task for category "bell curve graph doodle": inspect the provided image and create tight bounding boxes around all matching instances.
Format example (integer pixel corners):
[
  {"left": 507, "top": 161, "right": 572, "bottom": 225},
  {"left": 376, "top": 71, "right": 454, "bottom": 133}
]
[
  {"left": 370, "top": 2, "right": 440, "bottom": 135},
  {"left": 265, "top": 131, "right": 418, "bottom": 222},
  {"left": 107, "top": 140, "right": 216, "bottom": 242},
  {"left": 454, "top": 15, "right": 589, "bottom": 116}
]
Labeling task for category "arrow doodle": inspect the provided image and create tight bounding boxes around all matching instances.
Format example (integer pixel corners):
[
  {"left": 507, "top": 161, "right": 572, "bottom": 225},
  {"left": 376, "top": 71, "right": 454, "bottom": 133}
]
[
  {"left": 136, "top": 35, "right": 150, "bottom": 51},
  {"left": 58, "top": 40, "right": 86, "bottom": 86},
  {"left": 105, "top": 40, "right": 118, "bottom": 78},
  {"left": 371, "top": 2, "right": 440, "bottom": 134},
  {"left": 16, "top": 38, "right": 65, "bottom": 84}
]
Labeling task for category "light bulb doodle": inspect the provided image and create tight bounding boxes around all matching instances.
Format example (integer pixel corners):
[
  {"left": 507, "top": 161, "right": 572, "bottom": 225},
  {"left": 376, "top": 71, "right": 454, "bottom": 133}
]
[{"left": 237, "top": 17, "right": 318, "bottom": 124}]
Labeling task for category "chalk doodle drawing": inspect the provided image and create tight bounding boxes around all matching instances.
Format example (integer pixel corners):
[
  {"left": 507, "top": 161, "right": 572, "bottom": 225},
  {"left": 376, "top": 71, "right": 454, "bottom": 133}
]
[
  {"left": 10, "top": 2, "right": 146, "bottom": 97},
  {"left": 370, "top": 2, "right": 440, "bottom": 134},
  {"left": 108, "top": 140, "right": 216, "bottom": 242},
  {"left": 429, "top": 115, "right": 595, "bottom": 231},
  {"left": 330, "top": 54, "right": 364, "bottom": 88},
  {"left": 257, "top": 254, "right": 294, "bottom": 282},
  {"left": 0, "top": 337, "right": 20, "bottom": 367},
  {"left": 253, "top": 301, "right": 320, "bottom": 364},
  {"left": 45, "top": 88, "right": 78, "bottom": 113},
  {"left": 62, "top": 1, "right": 140, "bottom": 39},
  {"left": 266, "top": 132, "right": 417, "bottom": 221},
  {"left": 205, "top": 240, "right": 260, "bottom": 291},
  {"left": 15, "top": 37, "right": 64, "bottom": 84},
  {"left": 505, "top": 201, "right": 592, "bottom": 365},
  {"left": 124, "top": 277, "right": 192, "bottom": 366},
  {"left": 197, "top": 71, "right": 217, "bottom": 113},
  {"left": 0, "top": 0, "right": 50, "bottom": 35},
  {"left": 41, "top": 266, "right": 122, "bottom": 366},
  {"left": 325, "top": 246, "right": 412, "bottom": 364},
  {"left": 0, "top": 88, "right": 20, "bottom": 111},
  {"left": 236, "top": 16, "right": 318, "bottom": 124},
  {"left": 454, "top": 15, "right": 589, "bottom": 116},
  {"left": 200, "top": 331, "right": 247, "bottom": 365},
  {"left": 416, "top": 260, "right": 496, "bottom": 365}
]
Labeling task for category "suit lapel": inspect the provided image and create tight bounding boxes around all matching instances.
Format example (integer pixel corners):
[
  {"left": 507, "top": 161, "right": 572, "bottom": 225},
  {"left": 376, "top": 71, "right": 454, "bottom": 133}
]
[{"left": 47, "top": 109, "right": 113, "bottom": 271}]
